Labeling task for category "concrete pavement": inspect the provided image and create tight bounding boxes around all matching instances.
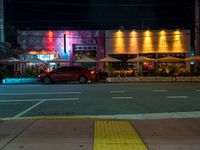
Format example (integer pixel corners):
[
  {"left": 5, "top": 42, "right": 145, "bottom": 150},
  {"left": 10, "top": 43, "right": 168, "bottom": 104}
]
[{"left": 0, "top": 118, "right": 200, "bottom": 150}]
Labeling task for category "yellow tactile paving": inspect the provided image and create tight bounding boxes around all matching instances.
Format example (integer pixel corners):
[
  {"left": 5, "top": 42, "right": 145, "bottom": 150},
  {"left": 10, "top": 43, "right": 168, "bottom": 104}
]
[{"left": 94, "top": 120, "right": 147, "bottom": 150}]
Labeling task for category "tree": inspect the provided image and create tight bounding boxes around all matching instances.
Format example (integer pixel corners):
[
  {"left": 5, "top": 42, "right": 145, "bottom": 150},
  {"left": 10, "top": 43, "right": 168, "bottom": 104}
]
[{"left": 0, "top": 23, "right": 20, "bottom": 59}]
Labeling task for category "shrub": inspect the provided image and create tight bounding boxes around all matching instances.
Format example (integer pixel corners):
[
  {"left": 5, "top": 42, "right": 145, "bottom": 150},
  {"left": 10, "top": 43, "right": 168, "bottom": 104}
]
[{"left": 24, "top": 67, "right": 38, "bottom": 77}]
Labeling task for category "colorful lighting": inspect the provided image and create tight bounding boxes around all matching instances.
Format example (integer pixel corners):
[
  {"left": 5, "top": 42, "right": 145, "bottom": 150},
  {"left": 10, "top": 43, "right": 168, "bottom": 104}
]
[
  {"left": 143, "top": 30, "right": 153, "bottom": 53},
  {"left": 160, "top": 30, "right": 166, "bottom": 35},
  {"left": 173, "top": 30, "right": 183, "bottom": 52},
  {"left": 46, "top": 30, "right": 55, "bottom": 51},
  {"left": 48, "top": 31, "right": 54, "bottom": 38},
  {"left": 114, "top": 30, "right": 125, "bottom": 53},
  {"left": 159, "top": 30, "right": 168, "bottom": 52},
  {"left": 130, "top": 30, "right": 138, "bottom": 53},
  {"left": 145, "top": 30, "right": 151, "bottom": 36}
]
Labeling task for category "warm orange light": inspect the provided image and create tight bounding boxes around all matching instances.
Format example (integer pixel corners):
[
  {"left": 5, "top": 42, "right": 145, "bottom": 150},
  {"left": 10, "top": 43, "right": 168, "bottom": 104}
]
[
  {"left": 174, "top": 30, "right": 181, "bottom": 34},
  {"left": 130, "top": 31, "right": 138, "bottom": 53},
  {"left": 159, "top": 30, "right": 168, "bottom": 52},
  {"left": 48, "top": 31, "right": 54, "bottom": 37},
  {"left": 145, "top": 30, "right": 151, "bottom": 36},
  {"left": 143, "top": 30, "right": 153, "bottom": 53},
  {"left": 173, "top": 30, "right": 183, "bottom": 52},
  {"left": 114, "top": 31, "right": 125, "bottom": 53},
  {"left": 160, "top": 30, "right": 166, "bottom": 35}
]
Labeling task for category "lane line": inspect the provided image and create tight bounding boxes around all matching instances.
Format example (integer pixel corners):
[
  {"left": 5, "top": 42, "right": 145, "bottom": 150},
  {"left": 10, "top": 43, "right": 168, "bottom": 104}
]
[
  {"left": 196, "top": 90, "right": 200, "bottom": 92},
  {"left": 152, "top": 90, "right": 168, "bottom": 92},
  {"left": 112, "top": 97, "right": 133, "bottom": 99},
  {"left": 13, "top": 100, "right": 45, "bottom": 118},
  {"left": 0, "top": 98, "right": 80, "bottom": 102},
  {"left": 110, "top": 90, "right": 125, "bottom": 93},
  {"left": 167, "top": 96, "right": 188, "bottom": 99},
  {"left": 94, "top": 120, "right": 147, "bottom": 150},
  {"left": 0, "top": 92, "right": 82, "bottom": 96}
]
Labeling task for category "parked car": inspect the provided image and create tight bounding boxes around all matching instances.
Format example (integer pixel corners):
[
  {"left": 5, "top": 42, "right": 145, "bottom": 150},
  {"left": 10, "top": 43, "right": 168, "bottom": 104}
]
[{"left": 37, "top": 66, "right": 95, "bottom": 84}]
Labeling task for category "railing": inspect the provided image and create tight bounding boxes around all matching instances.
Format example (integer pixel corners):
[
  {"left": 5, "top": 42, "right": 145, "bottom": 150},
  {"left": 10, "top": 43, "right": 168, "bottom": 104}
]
[{"left": 106, "top": 76, "right": 200, "bottom": 82}]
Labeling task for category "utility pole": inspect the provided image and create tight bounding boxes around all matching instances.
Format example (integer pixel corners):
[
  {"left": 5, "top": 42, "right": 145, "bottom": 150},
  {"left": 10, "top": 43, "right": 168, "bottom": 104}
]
[
  {"left": 195, "top": 0, "right": 200, "bottom": 72},
  {"left": 0, "top": 0, "right": 4, "bottom": 42}
]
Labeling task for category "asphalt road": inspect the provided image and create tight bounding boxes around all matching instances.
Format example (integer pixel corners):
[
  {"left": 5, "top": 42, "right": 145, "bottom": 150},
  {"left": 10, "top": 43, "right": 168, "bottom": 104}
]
[{"left": 0, "top": 82, "right": 200, "bottom": 119}]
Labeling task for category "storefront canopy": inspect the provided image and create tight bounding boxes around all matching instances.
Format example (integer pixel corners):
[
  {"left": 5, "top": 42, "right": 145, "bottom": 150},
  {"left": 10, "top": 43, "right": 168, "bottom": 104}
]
[
  {"left": 99, "top": 56, "right": 121, "bottom": 62},
  {"left": 127, "top": 56, "right": 155, "bottom": 63},
  {"left": 24, "top": 58, "right": 47, "bottom": 64},
  {"left": 75, "top": 57, "right": 97, "bottom": 63},
  {"left": 0, "top": 57, "right": 21, "bottom": 63},
  {"left": 157, "top": 56, "right": 184, "bottom": 63},
  {"left": 185, "top": 56, "right": 200, "bottom": 62},
  {"left": 47, "top": 58, "right": 69, "bottom": 63}
]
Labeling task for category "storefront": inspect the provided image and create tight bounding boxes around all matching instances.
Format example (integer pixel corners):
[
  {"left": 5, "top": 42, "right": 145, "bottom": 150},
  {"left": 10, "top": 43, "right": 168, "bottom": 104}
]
[
  {"left": 105, "top": 30, "right": 191, "bottom": 72},
  {"left": 17, "top": 29, "right": 191, "bottom": 73},
  {"left": 17, "top": 30, "right": 106, "bottom": 70}
]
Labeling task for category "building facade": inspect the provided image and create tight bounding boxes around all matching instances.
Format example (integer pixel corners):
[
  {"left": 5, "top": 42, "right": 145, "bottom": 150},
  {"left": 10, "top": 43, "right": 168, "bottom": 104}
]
[
  {"left": 17, "top": 29, "right": 191, "bottom": 71},
  {"left": 18, "top": 30, "right": 105, "bottom": 69},
  {"left": 106, "top": 30, "right": 191, "bottom": 70}
]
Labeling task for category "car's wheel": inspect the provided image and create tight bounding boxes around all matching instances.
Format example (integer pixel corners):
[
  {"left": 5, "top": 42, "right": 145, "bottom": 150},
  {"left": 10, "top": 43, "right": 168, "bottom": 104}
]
[
  {"left": 79, "top": 76, "right": 87, "bottom": 84},
  {"left": 43, "top": 76, "right": 52, "bottom": 84}
]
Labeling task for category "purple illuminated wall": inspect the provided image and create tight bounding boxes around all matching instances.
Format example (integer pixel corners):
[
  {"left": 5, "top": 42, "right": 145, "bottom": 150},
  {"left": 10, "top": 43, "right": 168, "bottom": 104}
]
[{"left": 17, "top": 30, "right": 105, "bottom": 62}]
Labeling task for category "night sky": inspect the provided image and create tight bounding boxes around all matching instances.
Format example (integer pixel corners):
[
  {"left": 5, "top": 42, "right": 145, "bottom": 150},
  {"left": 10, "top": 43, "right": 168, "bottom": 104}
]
[{"left": 4, "top": 0, "right": 195, "bottom": 30}]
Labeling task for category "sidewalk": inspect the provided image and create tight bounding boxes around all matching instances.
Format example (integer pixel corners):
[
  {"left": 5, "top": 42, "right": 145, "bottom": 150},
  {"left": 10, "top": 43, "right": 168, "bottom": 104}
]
[{"left": 0, "top": 118, "right": 200, "bottom": 150}]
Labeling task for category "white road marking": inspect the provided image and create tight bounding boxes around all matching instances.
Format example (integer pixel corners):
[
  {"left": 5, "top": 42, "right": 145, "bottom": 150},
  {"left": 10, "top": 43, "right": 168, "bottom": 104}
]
[
  {"left": 0, "top": 98, "right": 80, "bottom": 102},
  {"left": 167, "top": 96, "right": 188, "bottom": 99},
  {"left": 196, "top": 90, "right": 200, "bottom": 92},
  {"left": 112, "top": 97, "right": 133, "bottom": 99},
  {"left": 14, "top": 100, "right": 45, "bottom": 118},
  {"left": 152, "top": 90, "right": 168, "bottom": 92},
  {"left": 79, "top": 111, "right": 200, "bottom": 120},
  {"left": 110, "top": 91, "right": 125, "bottom": 93},
  {"left": 3, "top": 111, "right": 200, "bottom": 121},
  {"left": 0, "top": 92, "right": 82, "bottom": 96}
]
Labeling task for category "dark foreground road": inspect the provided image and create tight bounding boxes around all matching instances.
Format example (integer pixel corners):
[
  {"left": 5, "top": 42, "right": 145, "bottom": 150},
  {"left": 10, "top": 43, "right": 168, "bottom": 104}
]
[{"left": 0, "top": 82, "right": 200, "bottom": 119}]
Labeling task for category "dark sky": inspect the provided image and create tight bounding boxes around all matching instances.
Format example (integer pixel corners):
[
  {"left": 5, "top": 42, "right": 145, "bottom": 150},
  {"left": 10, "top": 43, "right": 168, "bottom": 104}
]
[{"left": 4, "top": 0, "right": 195, "bottom": 30}]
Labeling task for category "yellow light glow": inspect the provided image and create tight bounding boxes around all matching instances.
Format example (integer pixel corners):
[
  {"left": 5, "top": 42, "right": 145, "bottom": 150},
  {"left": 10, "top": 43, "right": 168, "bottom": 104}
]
[
  {"left": 114, "top": 31, "right": 125, "bottom": 53},
  {"left": 159, "top": 30, "right": 168, "bottom": 52},
  {"left": 160, "top": 30, "right": 166, "bottom": 35},
  {"left": 142, "top": 30, "right": 153, "bottom": 53},
  {"left": 145, "top": 30, "right": 151, "bottom": 36},
  {"left": 173, "top": 30, "right": 183, "bottom": 52},
  {"left": 130, "top": 31, "right": 138, "bottom": 53}
]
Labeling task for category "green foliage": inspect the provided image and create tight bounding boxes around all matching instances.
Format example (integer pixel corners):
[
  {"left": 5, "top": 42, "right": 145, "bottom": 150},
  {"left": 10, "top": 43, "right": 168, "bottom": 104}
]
[
  {"left": 105, "top": 64, "right": 114, "bottom": 77},
  {"left": 24, "top": 67, "right": 38, "bottom": 78},
  {"left": 5, "top": 23, "right": 20, "bottom": 49},
  {"left": 0, "top": 67, "right": 13, "bottom": 78},
  {"left": 169, "top": 64, "right": 178, "bottom": 76}
]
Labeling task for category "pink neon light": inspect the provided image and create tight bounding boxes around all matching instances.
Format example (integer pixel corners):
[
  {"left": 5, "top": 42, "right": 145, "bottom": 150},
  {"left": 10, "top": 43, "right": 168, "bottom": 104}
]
[{"left": 46, "top": 31, "right": 55, "bottom": 51}]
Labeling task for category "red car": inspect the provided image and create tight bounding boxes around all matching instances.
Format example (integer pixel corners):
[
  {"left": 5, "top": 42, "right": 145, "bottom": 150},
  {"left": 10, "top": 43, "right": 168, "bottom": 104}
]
[{"left": 37, "top": 66, "right": 95, "bottom": 84}]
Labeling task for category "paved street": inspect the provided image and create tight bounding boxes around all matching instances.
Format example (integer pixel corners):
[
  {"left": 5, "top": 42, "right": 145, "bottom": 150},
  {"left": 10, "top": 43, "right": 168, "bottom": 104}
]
[{"left": 0, "top": 82, "right": 200, "bottom": 119}]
